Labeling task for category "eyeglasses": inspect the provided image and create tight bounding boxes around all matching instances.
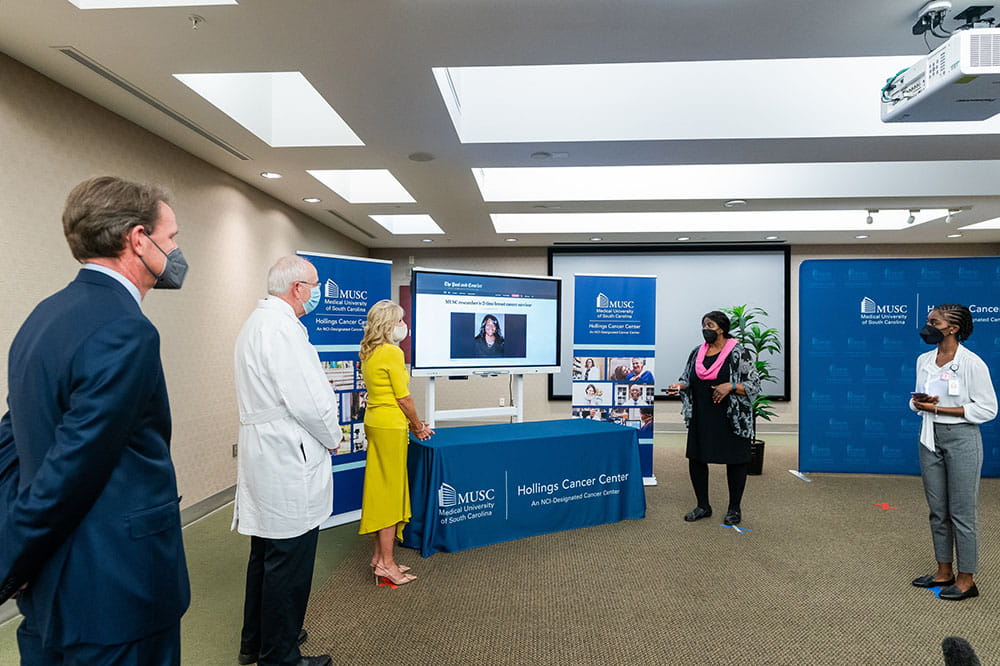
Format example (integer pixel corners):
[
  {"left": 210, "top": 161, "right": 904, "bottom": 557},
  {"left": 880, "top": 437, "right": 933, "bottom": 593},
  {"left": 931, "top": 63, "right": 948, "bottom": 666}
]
[{"left": 296, "top": 280, "right": 320, "bottom": 288}]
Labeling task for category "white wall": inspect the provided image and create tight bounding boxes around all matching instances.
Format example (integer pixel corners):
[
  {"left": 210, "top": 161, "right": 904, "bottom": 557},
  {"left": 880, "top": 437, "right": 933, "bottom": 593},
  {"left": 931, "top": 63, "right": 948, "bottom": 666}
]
[{"left": 0, "top": 53, "right": 367, "bottom": 508}]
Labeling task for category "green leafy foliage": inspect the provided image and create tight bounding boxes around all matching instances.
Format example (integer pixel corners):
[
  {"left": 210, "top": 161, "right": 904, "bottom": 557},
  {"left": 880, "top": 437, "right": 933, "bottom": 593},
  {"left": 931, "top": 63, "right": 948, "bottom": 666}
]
[{"left": 721, "top": 305, "right": 782, "bottom": 425}]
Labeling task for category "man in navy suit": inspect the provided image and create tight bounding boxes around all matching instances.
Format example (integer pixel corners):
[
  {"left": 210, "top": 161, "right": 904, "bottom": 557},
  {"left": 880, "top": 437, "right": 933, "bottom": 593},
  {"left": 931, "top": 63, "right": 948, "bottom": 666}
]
[{"left": 0, "top": 176, "right": 191, "bottom": 665}]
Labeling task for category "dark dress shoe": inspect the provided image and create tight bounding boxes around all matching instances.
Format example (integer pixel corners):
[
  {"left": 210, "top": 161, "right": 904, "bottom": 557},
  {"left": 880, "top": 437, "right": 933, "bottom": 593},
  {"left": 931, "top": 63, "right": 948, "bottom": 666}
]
[
  {"left": 723, "top": 510, "right": 742, "bottom": 525},
  {"left": 238, "top": 630, "right": 310, "bottom": 664},
  {"left": 683, "top": 506, "right": 712, "bottom": 522},
  {"left": 297, "top": 656, "right": 333, "bottom": 666},
  {"left": 939, "top": 584, "right": 979, "bottom": 601},
  {"left": 911, "top": 574, "right": 955, "bottom": 588}
]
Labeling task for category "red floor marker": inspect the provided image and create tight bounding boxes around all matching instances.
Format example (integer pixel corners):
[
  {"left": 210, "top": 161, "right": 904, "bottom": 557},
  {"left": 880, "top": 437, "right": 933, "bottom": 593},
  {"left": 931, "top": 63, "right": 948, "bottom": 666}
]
[{"left": 874, "top": 502, "right": 897, "bottom": 510}]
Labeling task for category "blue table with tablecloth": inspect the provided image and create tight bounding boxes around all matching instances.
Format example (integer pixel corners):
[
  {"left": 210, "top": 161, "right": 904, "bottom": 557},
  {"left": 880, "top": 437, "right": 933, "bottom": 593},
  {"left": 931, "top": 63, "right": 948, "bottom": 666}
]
[{"left": 402, "top": 418, "right": 645, "bottom": 557}]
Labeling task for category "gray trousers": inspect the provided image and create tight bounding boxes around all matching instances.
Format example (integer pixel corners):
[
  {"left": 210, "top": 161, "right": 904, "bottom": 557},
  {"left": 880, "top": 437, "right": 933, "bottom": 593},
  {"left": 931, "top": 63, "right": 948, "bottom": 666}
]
[{"left": 918, "top": 422, "right": 983, "bottom": 573}]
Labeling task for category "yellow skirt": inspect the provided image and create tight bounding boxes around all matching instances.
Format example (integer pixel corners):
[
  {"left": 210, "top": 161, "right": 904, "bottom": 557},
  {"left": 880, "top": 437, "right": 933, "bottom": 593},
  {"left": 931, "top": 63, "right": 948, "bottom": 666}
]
[{"left": 358, "top": 424, "right": 411, "bottom": 540}]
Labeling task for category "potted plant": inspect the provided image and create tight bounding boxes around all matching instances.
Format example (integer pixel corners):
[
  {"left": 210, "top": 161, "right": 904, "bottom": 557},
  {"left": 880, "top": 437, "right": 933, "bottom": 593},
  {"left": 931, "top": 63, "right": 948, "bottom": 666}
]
[{"left": 721, "top": 304, "right": 781, "bottom": 475}]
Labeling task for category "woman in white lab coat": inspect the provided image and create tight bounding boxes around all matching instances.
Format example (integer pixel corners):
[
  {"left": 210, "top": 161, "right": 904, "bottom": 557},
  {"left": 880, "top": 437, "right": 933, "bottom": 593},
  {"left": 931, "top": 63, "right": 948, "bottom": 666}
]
[{"left": 909, "top": 304, "right": 997, "bottom": 601}]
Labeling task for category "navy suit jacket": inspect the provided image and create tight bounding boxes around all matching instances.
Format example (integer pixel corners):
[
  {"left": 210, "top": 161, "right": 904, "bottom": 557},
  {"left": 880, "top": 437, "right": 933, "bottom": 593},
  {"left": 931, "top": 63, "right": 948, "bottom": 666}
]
[{"left": 0, "top": 269, "right": 189, "bottom": 647}]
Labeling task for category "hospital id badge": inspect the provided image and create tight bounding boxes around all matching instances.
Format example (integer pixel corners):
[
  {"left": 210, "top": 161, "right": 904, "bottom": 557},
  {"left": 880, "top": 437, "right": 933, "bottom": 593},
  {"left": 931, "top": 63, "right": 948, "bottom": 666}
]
[{"left": 948, "top": 379, "right": 960, "bottom": 396}]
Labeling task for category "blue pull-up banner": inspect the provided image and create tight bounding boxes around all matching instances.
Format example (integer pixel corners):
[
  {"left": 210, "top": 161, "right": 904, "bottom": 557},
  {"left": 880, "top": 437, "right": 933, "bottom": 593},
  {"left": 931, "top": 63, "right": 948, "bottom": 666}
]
[
  {"left": 298, "top": 251, "right": 392, "bottom": 525},
  {"left": 571, "top": 274, "right": 657, "bottom": 484},
  {"left": 799, "top": 257, "right": 1000, "bottom": 476}
]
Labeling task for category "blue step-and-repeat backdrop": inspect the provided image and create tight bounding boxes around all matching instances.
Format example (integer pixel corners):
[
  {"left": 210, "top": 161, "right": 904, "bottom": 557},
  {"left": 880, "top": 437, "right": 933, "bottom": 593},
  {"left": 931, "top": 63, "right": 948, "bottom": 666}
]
[{"left": 799, "top": 257, "right": 1000, "bottom": 476}]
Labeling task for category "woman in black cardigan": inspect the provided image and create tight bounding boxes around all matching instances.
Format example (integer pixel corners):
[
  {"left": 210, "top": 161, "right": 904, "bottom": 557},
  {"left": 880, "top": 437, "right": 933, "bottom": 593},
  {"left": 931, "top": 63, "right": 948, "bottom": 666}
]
[{"left": 667, "top": 311, "right": 760, "bottom": 526}]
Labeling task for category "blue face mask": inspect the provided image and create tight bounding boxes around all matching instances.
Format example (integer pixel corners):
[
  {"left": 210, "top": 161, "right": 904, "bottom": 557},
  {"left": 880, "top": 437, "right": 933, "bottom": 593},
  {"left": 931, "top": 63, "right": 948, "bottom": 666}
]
[{"left": 303, "top": 285, "right": 321, "bottom": 315}]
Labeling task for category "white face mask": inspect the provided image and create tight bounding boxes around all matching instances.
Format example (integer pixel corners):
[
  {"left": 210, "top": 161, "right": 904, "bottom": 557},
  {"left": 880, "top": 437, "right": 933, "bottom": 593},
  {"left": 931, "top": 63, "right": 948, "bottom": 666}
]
[{"left": 391, "top": 323, "right": 408, "bottom": 343}]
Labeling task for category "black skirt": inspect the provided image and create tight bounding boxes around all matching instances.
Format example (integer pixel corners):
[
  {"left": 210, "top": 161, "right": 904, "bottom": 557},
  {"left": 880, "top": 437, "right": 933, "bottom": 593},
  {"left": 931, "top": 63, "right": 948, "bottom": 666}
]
[{"left": 685, "top": 353, "right": 751, "bottom": 464}]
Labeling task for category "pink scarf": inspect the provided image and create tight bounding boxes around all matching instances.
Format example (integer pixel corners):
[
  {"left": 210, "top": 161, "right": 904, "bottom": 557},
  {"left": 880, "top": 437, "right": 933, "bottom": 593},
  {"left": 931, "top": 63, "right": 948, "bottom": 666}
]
[{"left": 695, "top": 338, "right": 737, "bottom": 380}]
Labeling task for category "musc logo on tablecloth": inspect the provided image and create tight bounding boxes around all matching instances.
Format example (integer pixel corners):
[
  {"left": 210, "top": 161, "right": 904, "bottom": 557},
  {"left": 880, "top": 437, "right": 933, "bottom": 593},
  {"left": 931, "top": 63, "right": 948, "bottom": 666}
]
[
  {"left": 438, "top": 483, "right": 457, "bottom": 507},
  {"left": 438, "top": 482, "right": 496, "bottom": 508}
]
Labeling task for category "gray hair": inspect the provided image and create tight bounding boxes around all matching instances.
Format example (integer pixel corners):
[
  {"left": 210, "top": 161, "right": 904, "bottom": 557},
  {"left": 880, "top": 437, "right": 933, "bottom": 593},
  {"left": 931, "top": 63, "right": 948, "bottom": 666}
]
[{"left": 267, "top": 255, "right": 314, "bottom": 295}]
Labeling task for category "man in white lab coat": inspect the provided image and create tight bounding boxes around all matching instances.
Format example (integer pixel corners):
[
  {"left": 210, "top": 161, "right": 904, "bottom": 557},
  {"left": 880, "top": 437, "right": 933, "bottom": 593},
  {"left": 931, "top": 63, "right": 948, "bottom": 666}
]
[{"left": 233, "top": 255, "right": 342, "bottom": 666}]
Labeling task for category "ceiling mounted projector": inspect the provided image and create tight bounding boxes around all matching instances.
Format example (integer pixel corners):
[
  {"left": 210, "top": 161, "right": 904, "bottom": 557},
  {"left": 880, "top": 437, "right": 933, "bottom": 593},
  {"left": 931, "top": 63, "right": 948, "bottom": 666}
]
[{"left": 881, "top": 27, "right": 1000, "bottom": 122}]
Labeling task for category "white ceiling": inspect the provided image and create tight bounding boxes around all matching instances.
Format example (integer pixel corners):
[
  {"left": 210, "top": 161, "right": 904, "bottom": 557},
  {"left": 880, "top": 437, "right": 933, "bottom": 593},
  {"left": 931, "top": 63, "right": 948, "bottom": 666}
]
[{"left": 2, "top": 0, "right": 1000, "bottom": 248}]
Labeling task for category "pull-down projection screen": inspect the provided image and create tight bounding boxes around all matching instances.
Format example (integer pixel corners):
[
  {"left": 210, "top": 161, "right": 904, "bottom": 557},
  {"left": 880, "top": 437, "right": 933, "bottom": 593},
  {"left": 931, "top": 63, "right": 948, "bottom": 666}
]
[{"left": 549, "top": 246, "right": 789, "bottom": 400}]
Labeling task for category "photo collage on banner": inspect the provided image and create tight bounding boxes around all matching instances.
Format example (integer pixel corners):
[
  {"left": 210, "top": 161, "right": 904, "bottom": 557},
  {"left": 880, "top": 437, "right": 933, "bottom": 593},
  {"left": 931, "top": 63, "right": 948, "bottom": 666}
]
[
  {"left": 799, "top": 257, "right": 1000, "bottom": 476},
  {"left": 297, "top": 252, "right": 391, "bottom": 520},
  {"left": 319, "top": 360, "right": 367, "bottom": 455},
  {"left": 572, "top": 274, "right": 657, "bottom": 482}
]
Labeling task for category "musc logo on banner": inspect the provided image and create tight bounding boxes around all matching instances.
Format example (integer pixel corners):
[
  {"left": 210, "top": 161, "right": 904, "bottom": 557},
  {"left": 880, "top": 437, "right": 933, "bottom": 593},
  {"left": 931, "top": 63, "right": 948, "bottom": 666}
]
[
  {"left": 860, "top": 296, "right": 908, "bottom": 326},
  {"left": 596, "top": 292, "right": 634, "bottom": 310},
  {"left": 324, "top": 278, "right": 368, "bottom": 302}
]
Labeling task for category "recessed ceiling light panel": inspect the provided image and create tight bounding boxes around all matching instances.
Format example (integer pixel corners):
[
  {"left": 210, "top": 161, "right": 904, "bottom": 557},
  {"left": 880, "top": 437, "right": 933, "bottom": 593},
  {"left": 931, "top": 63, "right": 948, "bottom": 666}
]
[
  {"left": 308, "top": 170, "right": 415, "bottom": 204},
  {"left": 959, "top": 216, "right": 1000, "bottom": 230},
  {"left": 434, "top": 58, "right": 1000, "bottom": 144},
  {"left": 490, "top": 209, "right": 949, "bottom": 234},
  {"left": 369, "top": 214, "right": 444, "bottom": 235},
  {"left": 174, "top": 71, "right": 362, "bottom": 147},
  {"left": 471, "top": 163, "right": 999, "bottom": 202}
]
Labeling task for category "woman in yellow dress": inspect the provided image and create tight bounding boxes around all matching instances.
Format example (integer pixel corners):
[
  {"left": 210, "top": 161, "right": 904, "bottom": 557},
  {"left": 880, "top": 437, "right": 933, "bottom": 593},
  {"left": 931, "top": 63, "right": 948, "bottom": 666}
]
[{"left": 358, "top": 299, "right": 433, "bottom": 586}]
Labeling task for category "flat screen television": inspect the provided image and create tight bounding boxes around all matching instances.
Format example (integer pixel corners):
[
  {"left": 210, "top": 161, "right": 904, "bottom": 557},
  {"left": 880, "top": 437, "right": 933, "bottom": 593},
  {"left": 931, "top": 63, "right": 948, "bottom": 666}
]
[{"left": 410, "top": 267, "right": 562, "bottom": 376}]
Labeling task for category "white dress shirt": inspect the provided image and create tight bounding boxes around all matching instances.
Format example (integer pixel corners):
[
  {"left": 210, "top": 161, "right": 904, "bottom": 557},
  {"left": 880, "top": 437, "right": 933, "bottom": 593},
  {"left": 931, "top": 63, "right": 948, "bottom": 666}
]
[
  {"left": 911, "top": 344, "right": 998, "bottom": 450},
  {"left": 232, "top": 297, "right": 342, "bottom": 538}
]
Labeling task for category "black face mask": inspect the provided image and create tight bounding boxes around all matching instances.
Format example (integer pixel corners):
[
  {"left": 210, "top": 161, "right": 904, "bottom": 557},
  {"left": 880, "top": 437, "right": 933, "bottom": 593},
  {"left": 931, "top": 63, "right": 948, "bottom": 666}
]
[
  {"left": 919, "top": 324, "right": 945, "bottom": 345},
  {"left": 702, "top": 328, "right": 718, "bottom": 343}
]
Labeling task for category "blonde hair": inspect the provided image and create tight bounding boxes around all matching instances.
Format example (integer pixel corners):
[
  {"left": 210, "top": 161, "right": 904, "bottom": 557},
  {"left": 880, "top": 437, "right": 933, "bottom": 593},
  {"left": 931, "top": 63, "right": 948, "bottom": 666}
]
[{"left": 359, "top": 299, "right": 404, "bottom": 361}]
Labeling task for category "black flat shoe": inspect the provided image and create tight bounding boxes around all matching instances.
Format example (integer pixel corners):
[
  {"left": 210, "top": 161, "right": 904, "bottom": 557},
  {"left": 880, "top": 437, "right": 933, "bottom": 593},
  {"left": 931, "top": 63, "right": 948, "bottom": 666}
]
[
  {"left": 238, "top": 629, "right": 309, "bottom": 664},
  {"left": 683, "top": 506, "right": 712, "bottom": 522},
  {"left": 939, "top": 584, "right": 979, "bottom": 601},
  {"left": 723, "top": 510, "right": 742, "bottom": 525},
  {"left": 911, "top": 574, "right": 955, "bottom": 588}
]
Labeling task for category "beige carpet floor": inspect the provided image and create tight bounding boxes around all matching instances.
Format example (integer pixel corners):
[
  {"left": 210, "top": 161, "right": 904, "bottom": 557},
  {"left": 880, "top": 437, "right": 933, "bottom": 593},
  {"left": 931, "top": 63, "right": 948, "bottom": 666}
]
[{"left": 303, "top": 436, "right": 999, "bottom": 665}]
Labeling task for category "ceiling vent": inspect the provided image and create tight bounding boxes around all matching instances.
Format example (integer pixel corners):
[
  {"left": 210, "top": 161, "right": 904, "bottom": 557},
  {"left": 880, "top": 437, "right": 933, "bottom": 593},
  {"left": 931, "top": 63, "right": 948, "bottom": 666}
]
[
  {"left": 53, "top": 46, "right": 250, "bottom": 160},
  {"left": 326, "top": 210, "right": 376, "bottom": 239}
]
